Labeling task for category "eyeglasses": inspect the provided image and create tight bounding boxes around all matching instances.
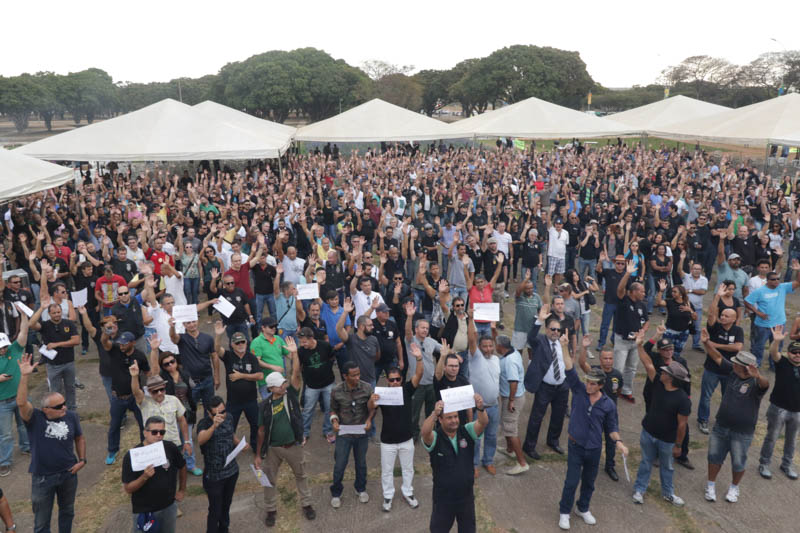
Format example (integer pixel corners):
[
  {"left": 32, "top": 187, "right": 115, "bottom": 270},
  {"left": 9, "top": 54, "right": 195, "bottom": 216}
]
[
  {"left": 454, "top": 303, "right": 465, "bottom": 308},
  {"left": 45, "top": 402, "right": 66, "bottom": 410},
  {"left": 147, "top": 429, "right": 166, "bottom": 436},
  {"left": 162, "top": 359, "right": 177, "bottom": 367},
  {"left": 387, "top": 377, "right": 402, "bottom": 383},
  {"left": 223, "top": 281, "right": 234, "bottom": 285},
  {"left": 393, "top": 277, "right": 403, "bottom": 280},
  {"left": 615, "top": 261, "right": 626, "bottom": 265}
]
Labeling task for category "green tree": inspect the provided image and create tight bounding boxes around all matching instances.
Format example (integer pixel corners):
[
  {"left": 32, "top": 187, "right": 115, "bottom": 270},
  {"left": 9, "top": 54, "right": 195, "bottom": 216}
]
[
  {"left": 416, "top": 69, "right": 458, "bottom": 116},
  {"left": 58, "top": 68, "right": 116, "bottom": 123},
  {"left": 374, "top": 73, "right": 422, "bottom": 111},
  {"left": 0, "top": 75, "right": 47, "bottom": 132}
]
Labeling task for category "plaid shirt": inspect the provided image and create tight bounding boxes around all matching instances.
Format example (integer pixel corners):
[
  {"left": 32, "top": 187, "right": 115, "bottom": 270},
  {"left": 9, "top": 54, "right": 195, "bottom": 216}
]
[
  {"left": 196, "top": 412, "right": 238, "bottom": 481},
  {"left": 330, "top": 380, "right": 373, "bottom": 426}
]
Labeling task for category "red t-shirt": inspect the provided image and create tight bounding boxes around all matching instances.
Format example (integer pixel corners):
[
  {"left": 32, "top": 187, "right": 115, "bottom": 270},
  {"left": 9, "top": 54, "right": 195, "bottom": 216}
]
[
  {"left": 225, "top": 263, "right": 253, "bottom": 300},
  {"left": 145, "top": 248, "right": 174, "bottom": 275},
  {"left": 96, "top": 275, "right": 128, "bottom": 308},
  {"left": 468, "top": 285, "right": 494, "bottom": 323}
]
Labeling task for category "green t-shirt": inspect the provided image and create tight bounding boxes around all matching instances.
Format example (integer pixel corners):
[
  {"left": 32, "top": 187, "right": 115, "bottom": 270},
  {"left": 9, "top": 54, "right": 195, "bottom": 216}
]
[
  {"left": 0, "top": 341, "right": 23, "bottom": 402},
  {"left": 423, "top": 421, "right": 479, "bottom": 452},
  {"left": 267, "top": 396, "right": 295, "bottom": 446},
  {"left": 250, "top": 334, "right": 288, "bottom": 386}
]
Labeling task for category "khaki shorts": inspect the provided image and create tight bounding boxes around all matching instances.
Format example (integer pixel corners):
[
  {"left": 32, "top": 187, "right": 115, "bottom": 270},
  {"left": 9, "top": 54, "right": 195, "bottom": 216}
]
[{"left": 500, "top": 395, "right": 525, "bottom": 437}]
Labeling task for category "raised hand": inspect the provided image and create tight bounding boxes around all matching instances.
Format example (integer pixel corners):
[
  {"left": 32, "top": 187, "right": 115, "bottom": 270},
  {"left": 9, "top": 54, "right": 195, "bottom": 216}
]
[
  {"left": 700, "top": 328, "right": 710, "bottom": 344},
  {"left": 581, "top": 335, "right": 591, "bottom": 349},
  {"left": 626, "top": 260, "right": 636, "bottom": 274},
  {"left": 213, "top": 320, "right": 225, "bottom": 337},
  {"left": 148, "top": 333, "right": 161, "bottom": 348},
  {"left": 129, "top": 359, "right": 140, "bottom": 377},
  {"left": 285, "top": 336, "right": 297, "bottom": 352},
  {"left": 343, "top": 297, "right": 355, "bottom": 314},
  {"left": 404, "top": 300, "right": 417, "bottom": 317},
  {"left": 658, "top": 279, "right": 667, "bottom": 292},
  {"left": 771, "top": 324, "right": 786, "bottom": 342},
  {"left": 18, "top": 353, "right": 38, "bottom": 376}
]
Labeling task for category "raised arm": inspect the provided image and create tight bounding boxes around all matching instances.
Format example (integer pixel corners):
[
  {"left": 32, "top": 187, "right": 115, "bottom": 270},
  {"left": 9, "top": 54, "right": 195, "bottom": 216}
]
[
  {"left": 635, "top": 329, "right": 656, "bottom": 382},
  {"left": 617, "top": 261, "right": 635, "bottom": 300},
  {"left": 336, "top": 297, "right": 354, "bottom": 343}
]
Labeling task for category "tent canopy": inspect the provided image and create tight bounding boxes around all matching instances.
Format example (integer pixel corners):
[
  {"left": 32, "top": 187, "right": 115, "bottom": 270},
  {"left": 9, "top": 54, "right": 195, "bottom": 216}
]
[
  {"left": 295, "top": 99, "right": 459, "bottom": 142},
  {"left": 0, "top": 148, "right": 72, "bottom": 203},
  {"left": 193, "top": 101, "right": 295, "bottom": 155},
  {"left": 17, "top": 98, "right": 289, "bottom": 161},
  {"left": 446, "top": 96, "right": 633, "bottom": 139},
  {"left": 654, "top": 93, "right": 800, "bottom": 147},
  {"left": 609, "top": 95, "right": 730, "bottom": 133}
]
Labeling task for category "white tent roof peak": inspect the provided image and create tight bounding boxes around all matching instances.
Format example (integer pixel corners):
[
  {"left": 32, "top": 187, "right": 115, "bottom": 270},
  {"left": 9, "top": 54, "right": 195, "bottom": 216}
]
[
  {"left": 610, "top": 95, "right": 730, "bottom": 132},
  {"left": 193, "top": 101, "right": 296, "bottom": 153},
  {"left": 1, "top": 149, "right": 72, "bottom": 203}
]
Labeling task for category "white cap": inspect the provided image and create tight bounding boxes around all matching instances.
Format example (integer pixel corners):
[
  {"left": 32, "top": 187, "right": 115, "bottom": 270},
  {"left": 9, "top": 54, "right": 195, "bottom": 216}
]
[{"left": 0, "top": 333, "right": 10, "bottom": 349}]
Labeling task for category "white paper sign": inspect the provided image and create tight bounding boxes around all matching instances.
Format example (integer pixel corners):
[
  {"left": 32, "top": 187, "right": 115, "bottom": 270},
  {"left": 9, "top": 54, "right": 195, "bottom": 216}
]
[
  {"left": 171, "top": 304, "right": 198, "bottom": 324},
  {"left": 250, "top": 464, "right": 272, "bottom": 487},
  {"left": 225, "top": 436, "right": 247, "bottom": 466},
  {"left": 338, "top": 424, "right": 366, "bottom": 435},
  {"left": 375, "top": 386, "right": 404, "bottom": 406},
  {"left": 473, "top": 303, "right": 500, "bottom": 322},
  {"left": 622, "top": 454, "right": 631, "bottom": 482},
  {"left": 213, "top": 297, "right": 236, "bottom": 318},
  {"left": 296, "top": 283, "right": 319, "bottom": 300},
  {"left": 70, "top": 288, "right": 88, "bottom": 308},
  {"left": 129, "top": 441, "right": 168, "bottom": 471},
  {"left": 440, "top": 384, "right": 475, "bottom": 413},
  {"left": 14, "top": 301, "right": 34, "bottom": 318},
  {"left": 39, "top": 345, "right": 58, "bottom": 360}
]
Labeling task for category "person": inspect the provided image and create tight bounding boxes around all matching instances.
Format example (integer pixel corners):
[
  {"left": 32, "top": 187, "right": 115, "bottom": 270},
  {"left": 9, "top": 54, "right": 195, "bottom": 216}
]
[
  {"left": 632, "top": 331, "right": 691, "bottom": 507},
  {"left": 329, "top": 361, "right": 374, "bottom": 508},
  {"left": 250, "top": 316, "right": 289, "bottom": 400},
  {"left": 211, "top": 273, "right": 254, "bottom": 343},
  {"left": 613, "top": 260, "right": 649, "bottom": 403},
  {"left": 17, "top": 353, "right": 86, "bottom": 533},
  {"left": 512, "top": 270, "right": 542, "bottom": 355},
  {"left": 320, "top": 290, "right": 351, "bottom": 378},
  {"left": 681, "top": 256, "right": 708, "bottom": 350},
  {"left": 467, "top": 322, "right": 500, "bottom": 477},
  {"left": 433, "top": 343, "right": 471, "bottom": 425},
  {"left": 655, "top": 281, "right": 697, "bottom": 356},
  {"left": 594, "top": 252, "right": 628, "bottom": 351},
  {"left": 577, "top": 337, "right": 623, "bottom": 481},
  {"left": 547, "top": 216, "right": 569, "bottom": 285},
  {"left": 295, "top": 327, "right": 336, "bottom": 442},
  {"left": 368, "top": 343, "right": 424, "bottom": 512},
  {"left": 759, "top": 327, "right": 800, "bottom": 480},
  {"left": 254, "top": 339, "right": 316, "bottom": 527},
  {"left": 121, "top": 416, "right": 187, "bottom": 533},
  {"left": 336, "top": 297, "right": 380, "bottom": 388},
  {"left": 170, "top": 317, "right": 219, "bottom": 415},
  {"left": 701, "top": 332, "right": 768, "bottom": 503},
  {"left": 196, "top": 396, "right": 247, "bottom": 533},
  {"left": 371, "top": 303, "right": 402, "bottom": 381},
  {"left": 214, "top": 324, "right": 261, "bottom": 449},
  {"left": 273, "top": 265, "right": 299, "bottom": 339},
  {"left": 0, "top": 488, "right": 16, "bottom": 531},
  {"left": 495, "top": 335, "right": 529, "bottom": 475},
  {"left": 0, "top": 309, "right": 30, "bottom": 476},
  {"left": 101, "top": 330, "right": 149, "bottom": 465},
  {"left": 557, "top": 333, "right": 628, "bottom": 531},
  {"left": 403, "top": 300, "right": 440, "bottom": 441},
  {"left": 422, "top": 393, "right": 488, "bottom": 533},
  {"left": 522, "top": 303, "right": 569, "bottom": 460}
]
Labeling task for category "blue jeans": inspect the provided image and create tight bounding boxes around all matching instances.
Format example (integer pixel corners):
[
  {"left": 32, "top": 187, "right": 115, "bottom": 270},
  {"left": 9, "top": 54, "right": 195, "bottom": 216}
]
[
  {"left": 697, "top": 370, "right": 729, "bottom": 424},
  {"left": 333, "top": 347, "right": 349, "bottom": 378},
  {"left": 559, "top": 439, "right": 602, "bottom": 514},
  {"left": 475, "top": 322, "right": 492, "bottom": 338},
  {"left": 101, "top": 375, "right": 113, "bottom": 405},
  {"left": 597, "top": 303, "right": 617, "bottom": 349},
  {"left": 303, "top": 383, "right": 333, "bottom": 437},
  {"left": 634, "top": 429, "right": 675, "bottom": 498},
  {"left": 183, "top": 424, "right": 198, "bottom": 471},
  {"left": 32, "top": 470, "right": 78, "bottom": 533},
  {"left": 708, "top": 424, "right": 753, "bottom": 472},
  {"left": 450, "top": 286, "right": 468, "bottom": 304},
  {"left": 227, "top": 400, "right": 259, "bottom": 450},
  {"left": 255, "top": 293, "right": 276, "bottom": 321},
  {"left": 225, "top": 321, "right": 250, "bottom": 343},
  {"left": 183, "top": 277, "right": 200, "bottom": 305},
  {"left": 130, "top": 501, "right": 177, "bottom": 533},
  {"left": 473, "top": 404, "right": 499, "bottom": 466},
  {"left": 192, "top": 375, "right": 215, "bottom": 417},
  {"left": 751, "top": 324, "right": 774, "bottom": 368},
  {"left": 691, "top": 308, "right": 703, "bottom": 348},
  {"left": 663, "top": 328, "right": 690, "bottom": 356},
  {"left": 331, "top": 435, "right": 368, "bottom": 497},
  {"left": 0, "top": 398, "right": 29, "bottom": 465},
  {"left": 108, "top": 395, "right": 143, "bottom": 453},
  {"left": 576, "top": 258, "right": 597, "bottom": 281},
  {"left": 457, "top": 350, "right": 470, "bottom": 381}
]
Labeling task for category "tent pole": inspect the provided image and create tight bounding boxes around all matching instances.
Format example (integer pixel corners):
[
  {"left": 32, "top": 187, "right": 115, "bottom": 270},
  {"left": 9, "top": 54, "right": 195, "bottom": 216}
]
[
  {"left": 763, "top": 144, "right": 770, "bottom": 174},
  {"left": 278, "top": 153, "right": 283, "bottom": 180}
]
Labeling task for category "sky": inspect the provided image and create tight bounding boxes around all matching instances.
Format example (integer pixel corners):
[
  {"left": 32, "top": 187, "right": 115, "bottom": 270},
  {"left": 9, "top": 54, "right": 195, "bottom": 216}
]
[{"left": 3, "top": 0, "right": 797, "bottom": 88}]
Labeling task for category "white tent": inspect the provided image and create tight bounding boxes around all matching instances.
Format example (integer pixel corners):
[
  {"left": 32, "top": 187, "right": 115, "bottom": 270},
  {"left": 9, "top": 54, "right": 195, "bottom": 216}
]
[
  {"left": 295, "top": 99, "right": 459, "bottom": 142},
  {"left": 193, "top": 101, "right": 295, "bottom": 155},
  {"left": 17, "top": 98, "right": 289, "bottom": 161},
  {"left": 653, "top": 93, "right": 800, "bottom": 147},
  {"left": 0, "top": 148, "right": 73, "bottom": 203},
  {"left": 609, "top": 95, "right": 730, "bottom": 133},
  {"left": 446, "top": 96, "right": 633, "bottom": 139}
]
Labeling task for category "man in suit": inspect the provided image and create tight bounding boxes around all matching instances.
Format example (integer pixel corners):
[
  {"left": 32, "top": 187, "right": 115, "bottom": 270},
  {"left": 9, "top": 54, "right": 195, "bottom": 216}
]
[{"left": 522, "top": 303, "right": 569, "bottom": 460}]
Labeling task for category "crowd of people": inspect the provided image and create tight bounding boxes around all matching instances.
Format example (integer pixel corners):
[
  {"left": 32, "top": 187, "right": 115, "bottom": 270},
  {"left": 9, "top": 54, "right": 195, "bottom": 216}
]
[{"left": 0, "top": 140, "right": 799, "bottom": 532}]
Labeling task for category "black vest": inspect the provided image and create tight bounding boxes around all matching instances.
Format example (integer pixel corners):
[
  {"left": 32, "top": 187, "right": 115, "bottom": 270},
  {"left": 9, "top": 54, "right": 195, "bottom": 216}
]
[
  {"left": 428, "top": 424, "right": 475, "bottom": 503},
  {"left": 258, "top": 389, "right": 304, "bottom": 458}
]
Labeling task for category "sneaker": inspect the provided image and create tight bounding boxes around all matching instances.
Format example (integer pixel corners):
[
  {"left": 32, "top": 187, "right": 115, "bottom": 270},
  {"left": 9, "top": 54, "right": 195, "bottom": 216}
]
[
  {"left": 0, "top": 466, "right": 9, "bottom": 477},
  {"left": 330, "top": 496, "right": 341, "bottom": 509},
  {"left": 724, "top": 485, "right": 739, "bottom": 503},
  {"left": 586, "top": 350, "right": 595, "bottom": 359},
  {"left": 619, "top": 393, "right": 636, "bottom": 404},
  {"left": 575, "top": 509, "right": 596, "bottom": 525},
  {"left": 105, "top": 452, "right": 117, "bottom": 465},
  {"left": 780, "top": 465, "right": 799, "bottom": 480},
  {"left": 190, "top": 467, "right": 203, "bottom": 476},
  {"left": 698, "top": 420, "right": 709, "bottom": 434},
  {"left": 632, "top": 491, "right": 644, "bottom": 504},
  {"left": 506, "top": 463, "right": 530, "bottom": 475},
  {"left": 356, "top": 490, "right": 369, "bottom": 504},
  {"left": 403, "top": 493, "right": 419, "bottom": 508},
  {"left": 265, "top": 511, "right": 277, "bottom": 527},
  {"left": 704, "top": 485, "right": 716, "bottom": 502},
  {"left": 759, "top": 464, "right": 773, "bottom": 479},
  {"left": 302, "top": 505, "right": 316, "bottom": 520},
  {"left": 558, "top": 513, "right": 571, "bottom": 530},
  {"left": 675, "top": 457, "right": 695, "bottom": 470},
  {"left": 382, "top": 498, "right": 392, "bottom": 512},
  {"left": 497, "top": 448, "right": 515, "bottom": 459},
  {"left": 74, "top": 379, "right": 85, "bottom": 390},
  {"left": 81, "top": 348, "right": 87, "bottom": 355},
  {"left": 664, "top": 494, "right": 685, "bottom": 506}
]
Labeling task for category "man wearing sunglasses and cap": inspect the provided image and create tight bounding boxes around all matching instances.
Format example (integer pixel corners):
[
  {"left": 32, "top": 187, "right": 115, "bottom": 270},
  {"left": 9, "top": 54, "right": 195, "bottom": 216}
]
[{"left": 701, "top": 332, "right": 768, "bottom": 503}]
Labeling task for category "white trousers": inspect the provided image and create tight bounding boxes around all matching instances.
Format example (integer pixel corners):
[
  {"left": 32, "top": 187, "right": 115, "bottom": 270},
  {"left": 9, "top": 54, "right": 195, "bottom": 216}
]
[{"left": 380, "top": 438, "right": 415, "bottom": 500}]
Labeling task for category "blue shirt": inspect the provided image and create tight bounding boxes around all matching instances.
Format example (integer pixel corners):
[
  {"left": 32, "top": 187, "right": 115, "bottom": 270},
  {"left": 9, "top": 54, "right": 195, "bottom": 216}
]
[
  {"left": 499, "top": 350, "right": 525, "bottom": 398},
  {"left": 275, "top": 294, "right": 298, "bottom": 331},
  {"left": 565, "top": 368, "right": 619, "bottom": 449},
  {"left": 321, "top": 303, "right": 350, "bottom": 347},
  {"left": 745, "top": 282, "right": 793, "bottom": 328}
]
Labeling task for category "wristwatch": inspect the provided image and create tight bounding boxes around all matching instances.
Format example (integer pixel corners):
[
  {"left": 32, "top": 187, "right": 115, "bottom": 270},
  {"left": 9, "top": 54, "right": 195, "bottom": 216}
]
[
  {"left": 6, "top": 524, "right": 16, "bottom": 531},
  {"left": 79, "top": 457, "right": 87, "bottom": 464}
]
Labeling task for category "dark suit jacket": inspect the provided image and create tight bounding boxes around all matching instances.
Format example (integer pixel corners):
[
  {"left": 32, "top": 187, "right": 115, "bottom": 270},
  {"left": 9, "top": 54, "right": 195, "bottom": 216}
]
[{"left": 524, "top": 321, "right": 557, "bottom": 394}]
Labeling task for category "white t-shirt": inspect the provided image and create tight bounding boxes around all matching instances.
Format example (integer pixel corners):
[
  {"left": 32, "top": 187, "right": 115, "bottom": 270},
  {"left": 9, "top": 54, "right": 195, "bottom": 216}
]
[
  {"left": 548, "top": 227, "right": 568, "bottom": 259},
  {"left": 682, "top": 273, "right": 708, "bottom": 310},
  {"left": 281, "top": 256, "right": 306, "bottom": 285},
  {"left": 353, "top": 290, "right": 385, "bottom": 321},
  {"left": 163, "top": 273, "right": 186, "bottom": 306},
  {"left": 747, "top": 275, "right": 767, "bottom": 293},
  {"left": 491, "top": 231, "right": 513, "bottom": 257},
  {"left": 147, "top": 304, "right": 181, "bottom": 354}
]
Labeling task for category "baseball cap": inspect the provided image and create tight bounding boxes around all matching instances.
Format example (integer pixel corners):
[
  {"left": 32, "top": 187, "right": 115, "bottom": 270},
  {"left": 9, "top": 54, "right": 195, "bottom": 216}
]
[
  {"left": 660, "top": 361, "right": 690, "bottom": 383},
  {"left": 727, "top": 253, "right": 741, "bottom": 260},
  {"left": 0, "top": 334, "right": 9, "bottom": 349},
  {"left": 296, "top": 327, "right": 315, "bottom": 338},
  {"left": 788, "top": 341, "right": 800, "bottom": 354},
  {"left": 116, "top": 332, "right": 136, "bottom": 345},
  {"left": 487, "top": 237, "right": 498, "bottom": 244},
  {"left": 656, "top": 338, "right": 674, "bottom": 351},
  {"left": 266, "top": 372, "right": 286, "bottom": 389},
  {"left": 231, "top": 332, "right": 247, "bottom": 344},
  {"left": 554, "top": 218, "right": 564, "bottom": 224}
]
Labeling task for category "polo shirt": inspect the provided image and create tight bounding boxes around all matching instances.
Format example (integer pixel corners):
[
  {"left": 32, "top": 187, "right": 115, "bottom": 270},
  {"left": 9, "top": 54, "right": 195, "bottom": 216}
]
[
  {"left": 250, "top": 334, "right": 287, "bottom": 386},
  {"left": 499, "top": 349, "right": 525, "bottom": 398},
  {"left": 0, "top": 341, "right": 23, "bottom": 401},
  {"left": 39, "top": 319, "right": 78, "bottom": 365},
  {"left": 320, "top": 304, "right": 350, "bottom": 347},
  {"left": 564, "top": 368, "right": 618, "bottom": 449},
  {"left": 423, "top": 421, "right": 478, "bottom": 452},
  {"left": 614, "top": 296, "right": 648, "bottom": 340},
  {"left": 176, "top": 332, "right": 215, "bottom": 381}
]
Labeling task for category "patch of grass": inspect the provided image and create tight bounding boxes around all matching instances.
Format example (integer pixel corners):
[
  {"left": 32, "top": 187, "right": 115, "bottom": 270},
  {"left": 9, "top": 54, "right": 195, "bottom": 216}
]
[
  {"left": 645, "top": 484, "right": 702, "bottom": 533},
  {"left": 186, "top": 485, "right": 206, "bottom": 497}
]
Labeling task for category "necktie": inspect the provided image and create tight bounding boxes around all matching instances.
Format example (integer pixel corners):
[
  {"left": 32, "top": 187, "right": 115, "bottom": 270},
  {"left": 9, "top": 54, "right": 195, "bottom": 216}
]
[{"left": 551, "top": 342, "right": 561, "bottom": 382}]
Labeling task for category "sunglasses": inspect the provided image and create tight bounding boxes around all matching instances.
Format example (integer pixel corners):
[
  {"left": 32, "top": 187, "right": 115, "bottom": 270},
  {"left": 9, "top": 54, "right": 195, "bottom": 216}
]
[
  {"left": 46, "top": 402, "right": 66, "bottom": 410},
  {"left": 162, "top": 359, "right": 177, "bottom": 367},
  {"left": 233, "top": 340, "right": 246, "bottom": 345},
  {"left": 147, "top": 429, "right": 166, "bottom": 436},
  {"left": 549, "top": 327, "right": 562, "bottom": 332},
  {"left": 387, "top": 377, "right": 402, "bottom": 383},
  {"left": 150, "top": 388, "right": 166, "bottom": 394},
  {"left": 118, "top": 291, "right": 129, "bottom": 295},
  {"left": 223, "top": 281, "right": 235, "bottom": 285},
  {"left": 454, "top": 303, "right": 465, "bottom": 307}
]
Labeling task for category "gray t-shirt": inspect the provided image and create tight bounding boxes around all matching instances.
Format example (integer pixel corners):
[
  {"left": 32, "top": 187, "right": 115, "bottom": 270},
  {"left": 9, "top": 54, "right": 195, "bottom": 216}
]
[
  {"left": 468, "top": 348, "right": 500, "bottom": 407},
  {"left": 447, "top": 256, "right": 475, "bottom": 289},
  {"left": 406, "top": 336, "right": 441, "bottom": 386},
  {"left": 346, "top": 333, "right": 380, "bottom": 384}
]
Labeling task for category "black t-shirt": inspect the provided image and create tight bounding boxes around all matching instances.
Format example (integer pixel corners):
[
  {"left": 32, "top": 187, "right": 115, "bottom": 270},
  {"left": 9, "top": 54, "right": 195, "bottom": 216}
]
[
  {"left": 770, "top": 357, "right": 800, "bottom": 412},
  {"left": 602, "top": 367, "right": 623, "bottom": 403},
  {"left": 703, "top": 322, "right": 744, "bottom": 374},
  {"left": 297, "top": 340, "right": 335, "bottom": 389},
  {"left": 92, "top": 330, "right": 113, "bottom": 377},
  {"left": 521, "top": 241, "right": 542, "bottom": 268},
  {"left": 715, "top": 359, "right": 767, "bottom": 433},
  {"left": 252, "top": 264, "right": 276, "bottom": 295},
  {"left": 467, "top": 247, "right": 484, "bottom": 275},
  {"left": 434, "top": 374, "right": 471, "bottom": 425},
  {"left": 39, "top": 319, "right": 79, "bottom": 365},
  {"left": 379, "top": 381, "right": 417, "bottom": 444},
  {"left": 220, "top": 288, "right": 249, "bottom": 324},
  {"left": 578, "top": 233, "right": 601, "bottom": 260},
  {"left": 664, "top": 298, "right": 694, "bottom": 332},
  {"left": 483, "top": 251, "right": 505, "bottom": 283},
  {"left": 372, "top": 319, "right": 400, "bottom": 365},
  {"left": 111, "top": 258, "right": 137, "bottom": 283},
  {"left": 642, "top": 343, "right": 691, "bottom": 408},
  {"left": 177, "top": 332, "right": 215, "bottom": 381},
  {"left": 299, "top": 316, "right": 328, "bottom": 341},
  {"left": 221, "top": 349, "right": 260, "bottom": 405},
  {"left": 614, "top": 296, "right": 648, "bottom": 339},
  {"left": 599, "top": 268, "right": 626, "bottom": 305},
  {"left": 121, "top": 440, "right": 186, "bottom": 513},
  {"left": 109, "top": 346, "right": 149, "bottom": 396},
  {"left": 641, "top": 379, "right": 691, "bottom": 443}
]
